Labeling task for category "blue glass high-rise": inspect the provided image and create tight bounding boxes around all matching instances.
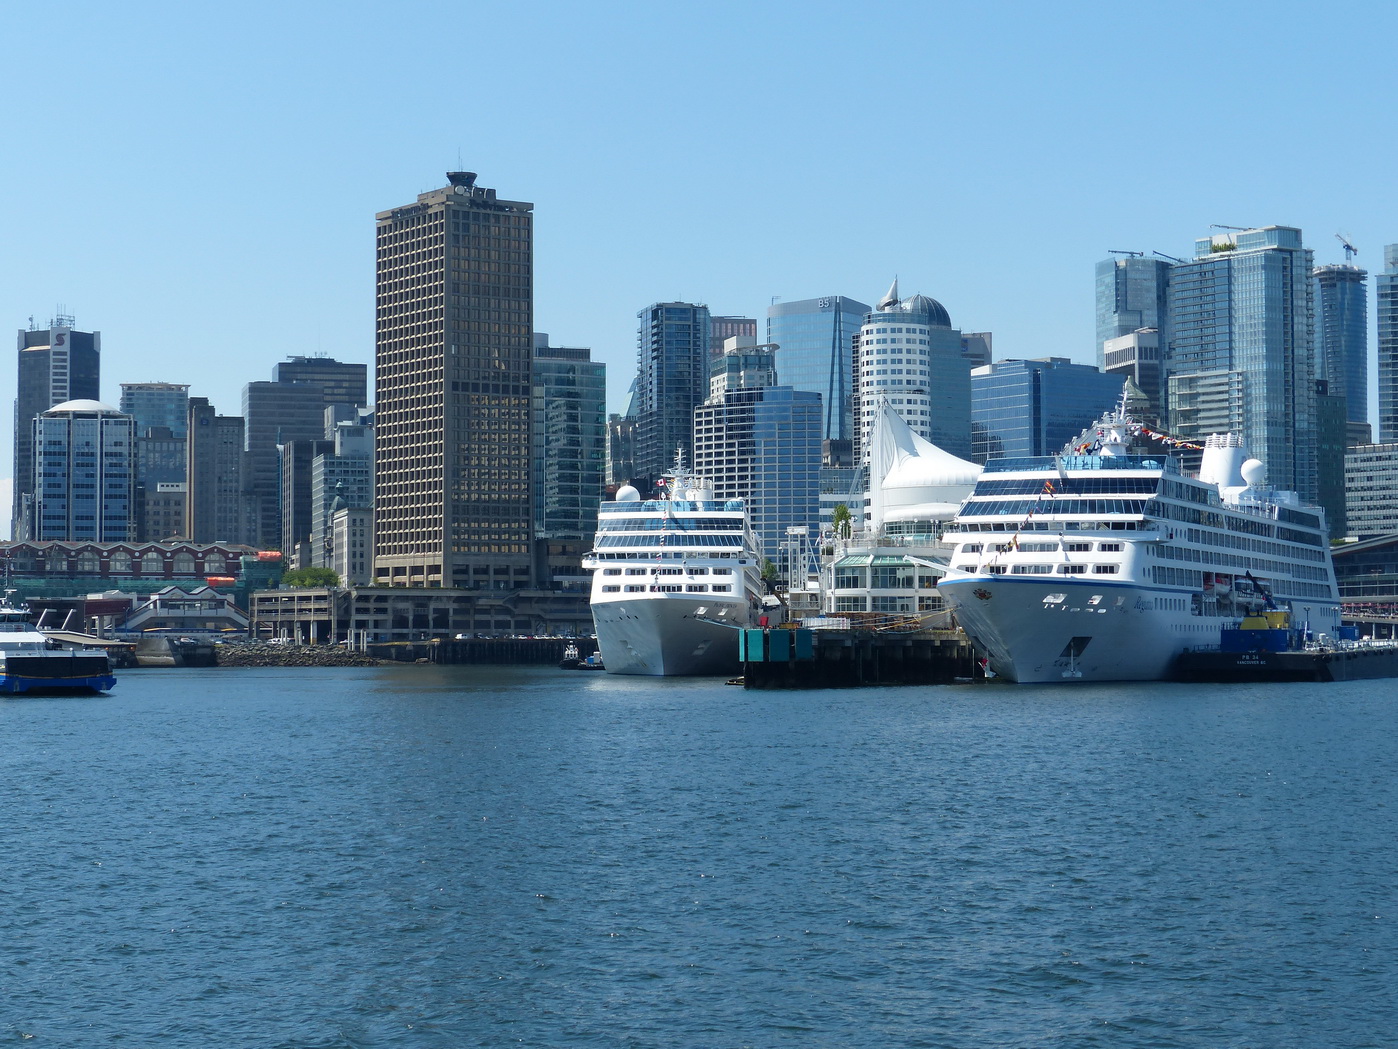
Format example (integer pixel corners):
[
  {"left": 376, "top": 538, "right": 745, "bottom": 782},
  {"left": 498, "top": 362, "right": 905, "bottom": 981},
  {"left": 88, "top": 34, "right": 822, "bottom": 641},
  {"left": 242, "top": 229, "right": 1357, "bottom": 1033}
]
[
  {"left": 1313, "top": 264, "right": 1368, "bottom": 430},
  {"left": 634, "top": 302, "right": 710, "bottom": 486},
  {"left": 1166, "top": 226, "right": 1317, "bottom": 502},
  {"left": 971, "top": 358, "right": 1126, "bottom": 461},
  {"left": 1377, "top": 246, "right": 1398, "bottom": 443},
  {"left": 766, "top": 295, "right": 870, "bottom": 447}
]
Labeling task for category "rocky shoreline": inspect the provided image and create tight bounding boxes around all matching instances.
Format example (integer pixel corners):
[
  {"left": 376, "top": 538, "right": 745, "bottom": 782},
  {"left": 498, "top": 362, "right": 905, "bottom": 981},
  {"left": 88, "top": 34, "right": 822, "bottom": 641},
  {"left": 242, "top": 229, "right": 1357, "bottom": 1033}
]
[{"left": 213, "top": 643, "right": 389, "bottom": 668}]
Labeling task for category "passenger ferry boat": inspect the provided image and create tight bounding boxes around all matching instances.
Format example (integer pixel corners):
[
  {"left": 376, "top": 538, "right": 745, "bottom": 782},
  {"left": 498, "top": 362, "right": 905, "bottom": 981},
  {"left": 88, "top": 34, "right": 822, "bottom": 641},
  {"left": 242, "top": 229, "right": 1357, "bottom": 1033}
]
[
  {"left": 937, "top": 410, "right": 1340, "bottom": 683},
  {"left": 0, "top": 602, "right": 116, "bottom": 694},
  {"left": 583, "top": 465, "right": 765, "bottom": 676}
]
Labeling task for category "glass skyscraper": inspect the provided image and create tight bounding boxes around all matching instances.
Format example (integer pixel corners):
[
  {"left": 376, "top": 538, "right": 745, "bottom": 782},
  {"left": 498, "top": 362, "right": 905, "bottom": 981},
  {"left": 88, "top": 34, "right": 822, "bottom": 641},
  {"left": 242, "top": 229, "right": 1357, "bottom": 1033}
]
[
  {"left": 1096, "top": 256, "right": 1170, "bottom": 415},
  {"left": 1313, "top": 264, "right": 1368, "bottom": 429},
  {"left": 14, "top": 319, "right": 101, "bottom": 539},
  {"left": 1166, "top": 226, "right": 1317, "bottom": 502},
  {"left": 766, "top": 295, "right": 870, "bottom": 447},
  {"left": 531, "top": 335, "right": 606, "bottom": 540},
  {"left": 693, "top": 385, "right": 822, "bottom": 566},
  {"left": 1377, "top": 246, "right": 1398, "bottom": 442},
  {"left": 633, "top": 302, "right": 710, "bottom": 487},
  {"left": 1095, "top": 255, "right": 1171, "bottom": 363},
  {"left": 971, "top": 358, "right": 1126, "bottom": 461}
]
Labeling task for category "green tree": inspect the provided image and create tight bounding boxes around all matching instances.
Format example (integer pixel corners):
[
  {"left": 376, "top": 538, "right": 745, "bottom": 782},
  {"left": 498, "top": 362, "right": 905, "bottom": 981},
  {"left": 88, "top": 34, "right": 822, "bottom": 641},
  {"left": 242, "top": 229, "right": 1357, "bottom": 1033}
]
[
  {"left": 831, "top": 502, "right": 852, "bottom": 539},
  {"left": 281, "top": 566, "right": 342, "bottom": 588}
]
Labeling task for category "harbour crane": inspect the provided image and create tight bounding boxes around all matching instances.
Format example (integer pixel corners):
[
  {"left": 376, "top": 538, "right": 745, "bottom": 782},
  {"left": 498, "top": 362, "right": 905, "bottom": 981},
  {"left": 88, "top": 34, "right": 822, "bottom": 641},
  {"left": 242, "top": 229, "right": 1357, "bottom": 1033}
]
[{"left": 1336, "top": 233, "right": 1358, "bottom": 262}]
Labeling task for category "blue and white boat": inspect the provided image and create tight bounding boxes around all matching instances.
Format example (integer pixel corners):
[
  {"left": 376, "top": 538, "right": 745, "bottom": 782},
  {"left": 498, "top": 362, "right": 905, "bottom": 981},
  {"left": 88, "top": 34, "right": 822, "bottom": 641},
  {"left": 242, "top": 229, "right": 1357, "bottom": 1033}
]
[{"left": 0, "top": 604, "right": 116, "bottom": 694}]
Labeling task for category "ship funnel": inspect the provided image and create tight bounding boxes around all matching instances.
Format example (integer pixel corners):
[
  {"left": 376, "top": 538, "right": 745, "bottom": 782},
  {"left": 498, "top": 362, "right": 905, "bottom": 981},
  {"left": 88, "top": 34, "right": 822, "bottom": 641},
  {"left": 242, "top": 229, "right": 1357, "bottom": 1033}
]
[{"left": 1199, "top": 433, "right": 1247, "bottom": 489}]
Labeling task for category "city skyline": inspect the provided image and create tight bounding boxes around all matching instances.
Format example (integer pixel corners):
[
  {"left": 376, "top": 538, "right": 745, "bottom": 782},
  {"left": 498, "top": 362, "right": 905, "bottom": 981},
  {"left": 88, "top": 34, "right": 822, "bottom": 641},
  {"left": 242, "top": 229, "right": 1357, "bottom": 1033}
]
[{"left": 4, "top": 3, "right": 1396, "bottom": 515}]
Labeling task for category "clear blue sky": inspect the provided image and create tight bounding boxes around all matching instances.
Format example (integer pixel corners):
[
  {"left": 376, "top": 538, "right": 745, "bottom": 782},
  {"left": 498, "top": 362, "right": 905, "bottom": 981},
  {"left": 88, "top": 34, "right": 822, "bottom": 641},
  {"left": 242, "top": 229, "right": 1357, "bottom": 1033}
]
[{"left": 3, "top": 0, "right": 1395, "bottom": 496}]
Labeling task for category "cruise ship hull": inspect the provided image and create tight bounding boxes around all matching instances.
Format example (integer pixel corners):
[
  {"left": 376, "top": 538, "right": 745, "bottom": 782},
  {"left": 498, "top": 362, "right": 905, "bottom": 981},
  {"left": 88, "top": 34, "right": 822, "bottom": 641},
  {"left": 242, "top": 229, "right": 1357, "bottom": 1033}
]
[
  {"left": 591, "top": 594, "right": 749, "bottom": 676},
  {"left": 940, "top": 576, "right": 1296, "bottom": 684}
]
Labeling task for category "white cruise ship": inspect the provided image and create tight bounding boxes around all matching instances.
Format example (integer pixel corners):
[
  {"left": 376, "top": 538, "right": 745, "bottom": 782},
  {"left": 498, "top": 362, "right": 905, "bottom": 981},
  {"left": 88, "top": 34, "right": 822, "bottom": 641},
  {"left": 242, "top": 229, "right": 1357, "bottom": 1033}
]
[
  {"left": 583, "top": 468, "right": 765, "bottom": 676},
  {"left": 937, "top": 411, "right": 1340, "bottom": 683}
]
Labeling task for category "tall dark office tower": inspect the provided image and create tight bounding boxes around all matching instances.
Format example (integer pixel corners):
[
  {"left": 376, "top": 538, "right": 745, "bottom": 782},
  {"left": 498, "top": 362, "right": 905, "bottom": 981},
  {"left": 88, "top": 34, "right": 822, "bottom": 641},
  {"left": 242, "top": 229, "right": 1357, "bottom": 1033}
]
[
  {"left": 186, "top": 397, "right": 247, "bottom": 544},
  {"left": 13, "top": 318, "right": 100, "bottom": 538},
  {"left": 242, "top": 356, "right": 367, "bottom": 550},
  {"left": 1376, "top": 246, "right": 1398, "bottom": 442},
  {"left": 374, "top": 172, "right": 534, "bottom": 590},
  {"left": 1313, "top": 264, "right": 1368, "bottom": 435},
  {"left": 275, "top": 356, "right": 368, "bottom": 406},
  {"left": 634, "top": 302, "right": 710, "bottom": 488}
]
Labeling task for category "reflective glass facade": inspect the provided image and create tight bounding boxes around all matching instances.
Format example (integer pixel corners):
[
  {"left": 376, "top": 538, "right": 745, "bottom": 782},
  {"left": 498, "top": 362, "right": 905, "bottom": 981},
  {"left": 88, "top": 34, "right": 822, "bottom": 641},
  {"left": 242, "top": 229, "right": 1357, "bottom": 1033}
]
[
  {"left": 1094, "top": 257, "right": 1171, "bottom": 365},
  {"left": 634, "top": 302, "right": 710, "bottom": 486},
  {"left": 1166, "top": 227, "right": 1317, "bottom": 502},
  {"left": 34, "top": 404, "right": 135, "bottom": 542},
  {"left": 1313, "top": 264, "right": 1368, "bottom": 426},
  {"left": 971, "top": 358, "right": 1126, "bottom": 461},
  {"left": 766, "top": 295, "right": 869, "bottom": 445},
  {"left": 531, "top": 337, "right": 606, "bottom": 540},
  {"left": 120, "top": 383, "right": 191, "bottom": 439},
  {"left": 1378, "top": 246, "right": 1398, "bottom": 442},
  {"left": 693, "top": 386, "right": 821, "bottom": 564},
  {"left": 14, "top": 325, "right": 101, "bottom": 538}
]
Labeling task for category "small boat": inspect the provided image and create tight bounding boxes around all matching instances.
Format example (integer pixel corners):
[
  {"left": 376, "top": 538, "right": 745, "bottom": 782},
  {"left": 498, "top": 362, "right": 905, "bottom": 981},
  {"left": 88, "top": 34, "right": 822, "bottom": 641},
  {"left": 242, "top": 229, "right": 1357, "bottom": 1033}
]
[
  {"left": 0, "top": 600, "right": 115, "bottom": 694},
  {"left": 558, "top": 643, "right": 605, "bottom": 671}
]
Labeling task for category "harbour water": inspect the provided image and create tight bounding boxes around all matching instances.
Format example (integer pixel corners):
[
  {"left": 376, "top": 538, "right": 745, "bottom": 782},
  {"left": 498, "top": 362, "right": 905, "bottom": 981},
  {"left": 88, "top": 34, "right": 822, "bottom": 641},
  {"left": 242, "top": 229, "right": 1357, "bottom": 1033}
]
[{"left": 3, "top": 666, "right": 1396, "bottom": 1047}]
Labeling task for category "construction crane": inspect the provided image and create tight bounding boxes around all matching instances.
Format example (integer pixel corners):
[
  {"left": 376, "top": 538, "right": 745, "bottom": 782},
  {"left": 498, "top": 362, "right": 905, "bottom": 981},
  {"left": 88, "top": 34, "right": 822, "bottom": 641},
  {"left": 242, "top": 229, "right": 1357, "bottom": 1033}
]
[
  {"left": 1108, "top": 249, "right": 1144, "bottom": 257},
  {"left": 1210, "top": 224, "right": 1250, "bottom": 232},
  {"left": 1336, "top": 233, "right": 1358, "bottom": 262},
  {"left": 1153, "top": 250, "right": 1185, "bottom": 263}
]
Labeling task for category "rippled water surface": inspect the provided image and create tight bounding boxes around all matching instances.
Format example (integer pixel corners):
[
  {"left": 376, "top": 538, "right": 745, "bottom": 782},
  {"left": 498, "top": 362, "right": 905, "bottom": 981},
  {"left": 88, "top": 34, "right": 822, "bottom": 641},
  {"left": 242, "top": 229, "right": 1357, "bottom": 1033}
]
[{"left": 2, "top": 666, "right": 1396, "bottom": 1047}]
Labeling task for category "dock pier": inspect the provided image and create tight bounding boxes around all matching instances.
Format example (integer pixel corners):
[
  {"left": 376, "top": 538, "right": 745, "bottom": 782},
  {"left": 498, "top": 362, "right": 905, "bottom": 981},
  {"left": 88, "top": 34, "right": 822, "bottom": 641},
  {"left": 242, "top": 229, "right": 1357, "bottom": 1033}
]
[{"left": 740, "top": 627, "right": 978, "bottom": 688}]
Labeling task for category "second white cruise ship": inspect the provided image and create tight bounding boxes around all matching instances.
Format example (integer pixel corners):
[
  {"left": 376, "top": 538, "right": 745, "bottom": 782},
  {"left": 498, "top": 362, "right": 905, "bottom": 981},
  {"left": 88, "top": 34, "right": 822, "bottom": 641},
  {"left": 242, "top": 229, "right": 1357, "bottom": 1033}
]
[
  {"left": 583, "top": 467, "right": 765, "bottom": 676},
  {"left": 937, "top": 410, "right": 1341, "bottom": 683}
]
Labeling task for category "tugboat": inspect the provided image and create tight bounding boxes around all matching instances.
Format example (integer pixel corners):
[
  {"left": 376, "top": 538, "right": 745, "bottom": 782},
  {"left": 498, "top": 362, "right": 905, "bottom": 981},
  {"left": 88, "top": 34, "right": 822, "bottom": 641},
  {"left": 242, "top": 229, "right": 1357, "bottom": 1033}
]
[{"left": 558, "top": 642, "right": 605, "bottom": 671}]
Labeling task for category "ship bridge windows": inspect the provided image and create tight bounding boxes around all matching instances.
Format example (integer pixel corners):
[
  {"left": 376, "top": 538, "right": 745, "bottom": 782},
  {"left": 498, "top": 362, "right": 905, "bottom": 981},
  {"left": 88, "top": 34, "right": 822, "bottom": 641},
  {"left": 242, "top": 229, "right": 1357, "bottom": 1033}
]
[
  {"left": 595, "top": 535, "right": 744, "bottom": 548},
  {"left": 599, "top": 517, "right": 744, "bottom": 533},
  {"left": 959, "top": 498, "right": 1149, "bottom": 517},
  {"left": 973, "top": 477, "right": 1160, "bottom": 496}
]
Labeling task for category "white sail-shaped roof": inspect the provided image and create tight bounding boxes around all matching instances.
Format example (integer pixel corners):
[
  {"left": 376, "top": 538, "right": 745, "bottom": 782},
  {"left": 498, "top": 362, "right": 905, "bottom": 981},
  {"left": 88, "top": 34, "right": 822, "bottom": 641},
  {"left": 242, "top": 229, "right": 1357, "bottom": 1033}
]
[{"left": 867, "top": 399, "right": 981, "bottom": 531}]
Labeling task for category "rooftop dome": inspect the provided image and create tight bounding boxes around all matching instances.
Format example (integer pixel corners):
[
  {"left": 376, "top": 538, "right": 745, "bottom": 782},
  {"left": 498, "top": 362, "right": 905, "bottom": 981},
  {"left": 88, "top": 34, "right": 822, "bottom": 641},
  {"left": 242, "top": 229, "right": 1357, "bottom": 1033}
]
[
  {"left": 43, "top": 399, "right": 123, "bottom": 415},
  {"left": 872, "top": 279, "right": 952, "bottom": 327},
  {"left": 902, "top": 294, "right": 951, "bottom": 328}
]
